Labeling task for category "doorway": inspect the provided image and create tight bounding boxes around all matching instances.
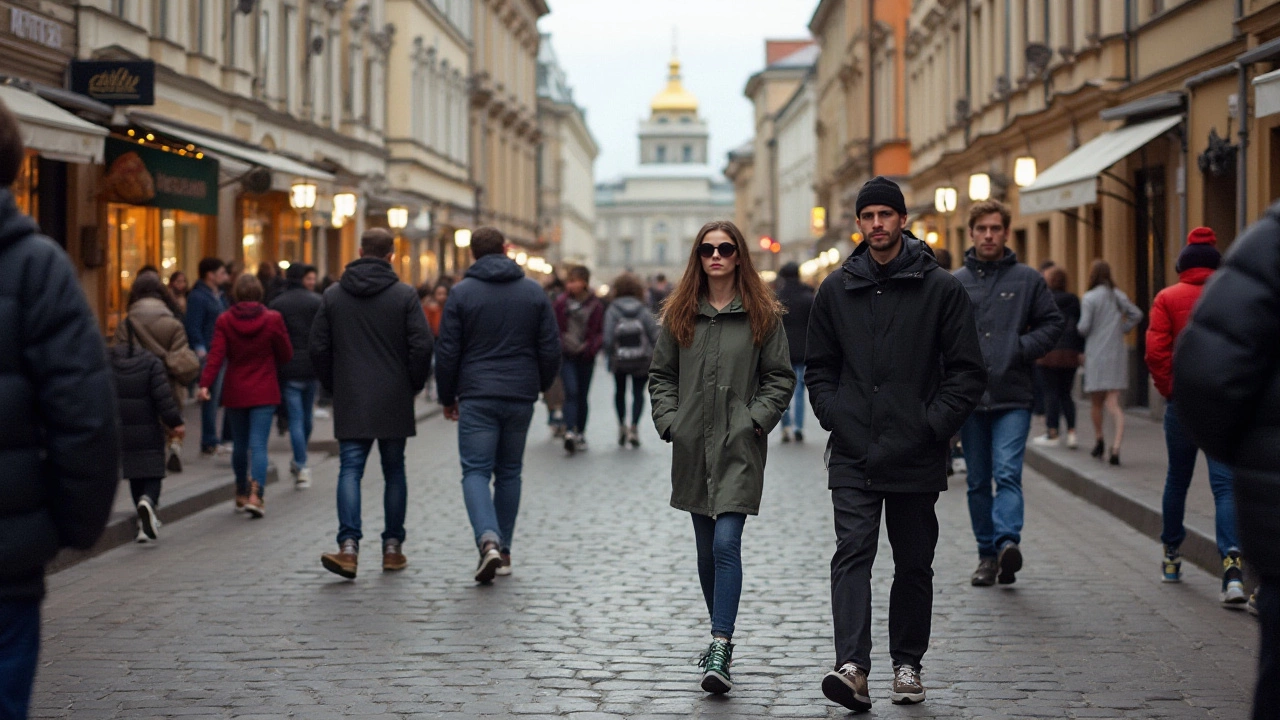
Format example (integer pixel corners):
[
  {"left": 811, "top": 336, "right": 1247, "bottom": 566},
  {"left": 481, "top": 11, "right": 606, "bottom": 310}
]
[{"left": 1131, "top": 165, "right": 1168, "bottom": 408}]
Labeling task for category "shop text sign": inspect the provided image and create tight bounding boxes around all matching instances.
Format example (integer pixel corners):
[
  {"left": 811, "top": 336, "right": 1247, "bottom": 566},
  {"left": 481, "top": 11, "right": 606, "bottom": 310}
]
[
  {"left": 8, "top": 6, "right": 63, "bottom": 50},
  {"left": 70, "top": 60, "right": 155, "bottom": 106},
  {"left": 103, "top": 138, "right": 218, "bottom": 216}
]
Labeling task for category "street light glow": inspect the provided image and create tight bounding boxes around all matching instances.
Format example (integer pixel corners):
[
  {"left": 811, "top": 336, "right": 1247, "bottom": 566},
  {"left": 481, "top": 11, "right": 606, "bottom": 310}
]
[
  {"left": 387, "top": 207, "right": 409, "bottom": 230},
  {"left": 454, "top": 228, "right": 472, "bottom": 248}
]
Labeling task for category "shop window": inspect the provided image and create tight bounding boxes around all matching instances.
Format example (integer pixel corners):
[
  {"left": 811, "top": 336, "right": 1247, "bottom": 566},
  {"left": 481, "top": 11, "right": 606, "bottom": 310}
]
[
  {"left": 242, "top": 215, "right": 264, "bottom": 271},
  {"left": 12, "top": 152, "right": 37, "bottom": 219},
  {"left": 107, "top": 204, "right": 157, "bottom": 331},
  {"left": 161, "top": 210, "right": 205, "bottom": 284}
]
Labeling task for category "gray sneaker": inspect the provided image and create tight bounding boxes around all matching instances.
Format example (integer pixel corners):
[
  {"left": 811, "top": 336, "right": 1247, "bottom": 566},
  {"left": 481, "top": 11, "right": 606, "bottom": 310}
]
[
  {"left": 822, "top": 662, "right": 871, "bottom": 712},
  {"left": 890, "top": 665, "right": 925, "bottom": 704}
]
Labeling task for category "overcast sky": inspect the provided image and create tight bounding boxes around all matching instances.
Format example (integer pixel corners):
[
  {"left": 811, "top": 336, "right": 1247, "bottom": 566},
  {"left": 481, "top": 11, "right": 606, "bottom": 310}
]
[{"left": 538, "top": 1, "right": 816, "bottom": 182}]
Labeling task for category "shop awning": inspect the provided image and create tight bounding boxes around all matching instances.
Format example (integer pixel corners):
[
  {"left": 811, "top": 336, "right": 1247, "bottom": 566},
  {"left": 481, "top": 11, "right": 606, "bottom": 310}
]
[
  {"left": 1254, "top": 68, "right": 1280, "bottom": 119},
  {"left": 0, "top": 84, "right": 107, "bottom": 164},
  {"left": 137, "top": 118, "right": 335, "bottom": 184},
  {"left": 1019, "top": 114, "right": 1183, "bottom": 215}
]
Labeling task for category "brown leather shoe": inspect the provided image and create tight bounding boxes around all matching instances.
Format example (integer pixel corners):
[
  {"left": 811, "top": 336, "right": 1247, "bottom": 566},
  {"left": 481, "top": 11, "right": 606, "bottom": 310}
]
[
  {"left": 234, "top": 493, "right": 248, "bottom": 512},
  {"left": 245, "top": 483, "right": 265, "bottom": 518},
  {"left": 382, "top": 540, "right": 407, "bottom": 571},
  {"left": 322, "top": 539, "right": 359, "bottom": 579}
]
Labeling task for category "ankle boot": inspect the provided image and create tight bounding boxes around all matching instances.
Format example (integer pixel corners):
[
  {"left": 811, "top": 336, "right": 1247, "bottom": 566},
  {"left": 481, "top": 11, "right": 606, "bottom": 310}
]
[
  {"left": 322, "top": 539, "right": 359, "bottom": 579},
  {"left": 245, "top": 483, "right": 265, "bottom": 518}
]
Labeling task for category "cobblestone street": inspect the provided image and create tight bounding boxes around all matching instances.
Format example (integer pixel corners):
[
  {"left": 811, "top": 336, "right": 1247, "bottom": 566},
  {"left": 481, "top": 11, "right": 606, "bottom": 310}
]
[{"left": 33, "top": 377, "right": 1258, "bottom": 719}]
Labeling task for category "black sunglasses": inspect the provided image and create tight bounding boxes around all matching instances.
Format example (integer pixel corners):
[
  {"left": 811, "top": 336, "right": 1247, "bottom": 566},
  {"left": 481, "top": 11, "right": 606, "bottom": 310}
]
[{"left": 698, "top": 242, "right": 738, "bottom": 258}]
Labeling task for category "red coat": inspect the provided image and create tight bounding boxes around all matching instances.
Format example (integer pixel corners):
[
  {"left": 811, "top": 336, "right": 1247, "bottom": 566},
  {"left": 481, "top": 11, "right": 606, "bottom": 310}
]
[
  {"left": 199, "top": 302, "right": 292, "bottom": 408},
  {"left": 1145, "top": 267, "right": 1213, "bottom": 399}
]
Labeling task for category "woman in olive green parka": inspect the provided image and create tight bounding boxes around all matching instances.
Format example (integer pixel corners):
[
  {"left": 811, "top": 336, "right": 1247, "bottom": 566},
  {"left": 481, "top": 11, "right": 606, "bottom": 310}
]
[{"left": 649, "top": 220, "right": 795, "bottom": 696}]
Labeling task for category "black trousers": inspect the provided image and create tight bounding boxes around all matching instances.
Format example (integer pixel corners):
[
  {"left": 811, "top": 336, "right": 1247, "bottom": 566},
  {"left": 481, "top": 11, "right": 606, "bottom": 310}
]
[
  {"left": 129, "top": 477, "right": 161, "bottom": 506},
  {"left": 831, "top": 487, "right": 939, "bottom": 673},
  {"left": 1041, "top": 366, "right": 1078, "bottom": 432},
  {"left": 614, "top": 372, "right": 646, "bottom": 426},
  {"left": 1257, "top": 576, "right": 1280, "bottom": 720}
]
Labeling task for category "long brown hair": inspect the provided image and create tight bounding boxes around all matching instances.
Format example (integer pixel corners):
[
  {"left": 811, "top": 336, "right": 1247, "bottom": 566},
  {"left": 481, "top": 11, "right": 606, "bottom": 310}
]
[
  {"left": 661, "top": 220, "right": 783, "bottom": 347},
  {"left": 1088, "top": 259, "right": 1114, "bottom": 290}
]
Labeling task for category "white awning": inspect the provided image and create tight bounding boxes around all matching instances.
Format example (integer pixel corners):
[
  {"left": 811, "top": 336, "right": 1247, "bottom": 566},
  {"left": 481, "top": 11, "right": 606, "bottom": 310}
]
[
  {"left": 138, "top": 119, "right": 335, "bottom": 185},
  {"left": 1019, "top": 114, "right": 1183, "bottom": 215},
  {"left": 1254, "top": 68, "right": 1280, "bottom": 118},
  {"left": 0, "top": 84, "right": 107, "bottom": 164}
]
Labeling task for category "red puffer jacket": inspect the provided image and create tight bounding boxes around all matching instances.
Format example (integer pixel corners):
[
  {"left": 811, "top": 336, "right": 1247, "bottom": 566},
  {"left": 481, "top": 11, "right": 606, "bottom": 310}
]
[
  {"left": 199, "top": 302, "right": 292, "bottom": 408},
  {"left": 1145, "top": 267, "right": 1213, "bottom": 399}
]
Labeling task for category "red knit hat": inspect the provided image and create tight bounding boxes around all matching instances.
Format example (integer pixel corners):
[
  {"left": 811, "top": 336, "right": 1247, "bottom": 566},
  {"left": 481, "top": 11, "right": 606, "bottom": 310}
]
[
  {"left": 1177, "top": 226, "right": 1221, "bottom": 272},
  {"left": 1187, "top": 226, "right": 1217, "bottom": 246}
]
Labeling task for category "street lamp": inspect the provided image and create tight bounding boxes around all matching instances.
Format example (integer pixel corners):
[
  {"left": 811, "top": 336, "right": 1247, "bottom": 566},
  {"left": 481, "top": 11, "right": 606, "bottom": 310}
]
[
  {"left": 387, "top": 207, "right": 409, "bottom": 230},
  {"left": 969, "top": 173, "right": 992, "bottom": 201},
  {"left": 333, "top": 192, "right": 357, "bottom": 219},
  {"left": 454, "top": 228, "right": 472, "bottom": 248},
  {"left": 1014, "top": 156, "right": 1038, "bottom": 187},
  {"left": 934, "top": 187, "right": 958, "bottom": 214},
  {"left": 289, "top": 182, "right": 318, "bottom": 265}
]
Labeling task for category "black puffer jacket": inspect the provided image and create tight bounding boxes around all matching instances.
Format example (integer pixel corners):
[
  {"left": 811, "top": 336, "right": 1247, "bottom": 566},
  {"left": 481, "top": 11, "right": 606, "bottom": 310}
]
[
  {"left": 777, "top": 277, "right": 814, "bottom": 366},
  {"left": 805, "top": 237, "right": 987, "bottom": 493},
  {"left": 952, "top": 248, "right": 1064, "bottom": 411},
  {"left": 111, "top": 341, "right": 183, "bottom": 479},
  {"left": 1174, "top": 201, "right": 1280, "bottom": 577},
  {"left": 270, "top": 283, "right": 322, "bottom": 381},
  {"left": 0, "top": 189, "right": 119, "bottom": 600}
]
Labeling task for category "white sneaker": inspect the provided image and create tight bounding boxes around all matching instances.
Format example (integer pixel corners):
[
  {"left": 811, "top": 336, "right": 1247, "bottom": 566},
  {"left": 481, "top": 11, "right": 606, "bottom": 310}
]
[
  {"left": 136, "top": 528, "right": 150, "bottom": 543},
  {"left": 215, "top": 442, "right": 233, "bottom": 457},
  {"left": 1031, "top": 434, "right": 1061, "bottom": 447},
  {"left": 1066, "top": 430, "right": 1079, "bottom": 449},
  {"left": 136, "top": 498, "right": 160, "bottom": 540},
  {"left": 951, "top": 457, "right": 967, "bottom": 474},
  {"left": 296, "top": 467, "right": 312, "bottom": 489},
  {"left": 313, "top": 407, "right": 331, "bottom": 419}
]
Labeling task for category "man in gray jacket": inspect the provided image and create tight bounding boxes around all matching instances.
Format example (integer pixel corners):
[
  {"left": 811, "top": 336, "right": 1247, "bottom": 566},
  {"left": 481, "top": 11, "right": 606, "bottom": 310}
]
[{"left": 953, "top": 200, "right": 1063, "bottom": 587}]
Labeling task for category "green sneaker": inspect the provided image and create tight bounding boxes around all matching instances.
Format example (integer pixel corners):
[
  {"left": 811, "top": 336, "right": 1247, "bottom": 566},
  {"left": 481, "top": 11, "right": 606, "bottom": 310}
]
[{"left": 698, "top": 639, "right": 734, "bottom": 693}]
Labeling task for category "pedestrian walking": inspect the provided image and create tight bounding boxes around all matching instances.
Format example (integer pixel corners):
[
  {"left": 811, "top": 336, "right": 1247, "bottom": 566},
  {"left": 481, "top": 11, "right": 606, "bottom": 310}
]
[
  {"left": 311, "top": 229, "right": 432, "bottom": 579},
  {"left": 257, "top": 261, "right": 287, "bottom": 305},
  {"left": 806, "top": 177, "right": 986, "bottom": 711},
  {"left": 1031, "top": 267, "right": 1084, "bottom": 449},
  {"left": 1077, "top": 259, "right": 1143, "bottom": 465},
  {"left": 648, "top": 272, "right": 672, "bottom": 314},
  {"left": 435, "top": 227, "right": 560, "bottom": 583},
  {"left": 952, "top": 200, "right": 1063, "bottom": 587},
  {"left": 603, "top": 272, "right": 658, "bottom": 447},
  {"left": 648, "top": 220, "right": 795, "bottom": 695},
  {"left": 0, "top": 98, "right": 120, "bottom": 719},
  {"left": 542, "top": 275, "right": 568, "bottom": 438},
  {"left": 554, "top": 265, "right": 604, "bottom": 454},
  {"left": 1174, "top": 205, "right": 1280, "bottom": 720},
  {"left": 421, "top": 279, "right": 450, "bottom": 337},
  {"left": 270, "top": 263, "right": 322, "bottom": 490},
  {"left": 776, "top": 261, "right": 815, "bottom": 443},
  {"left": 197, "top": 274, "right": 292, "bottom": 518},
  {"left": 1145, "top": 227, "right": 1245, "bottom": 605},
  {"left": 186, "top": 257, "right": 231, "bottom": 455},
  {"left": 168, "top": 270, "right": 189, "bottom": 317}
]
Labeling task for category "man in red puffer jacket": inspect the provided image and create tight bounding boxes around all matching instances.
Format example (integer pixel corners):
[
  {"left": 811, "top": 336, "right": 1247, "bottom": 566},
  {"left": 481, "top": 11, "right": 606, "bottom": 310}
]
[{"left": 1145, "top": 226, "right": 1243, "bottom": 606}]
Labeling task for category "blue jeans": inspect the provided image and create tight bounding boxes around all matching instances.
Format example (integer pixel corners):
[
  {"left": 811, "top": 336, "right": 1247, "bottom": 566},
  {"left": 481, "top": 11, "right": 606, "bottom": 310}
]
[
  {"left": 0, "top": 599, "right": 39, "bottom": 720},
  {"left": 458, "top": 398, "right": 535, "bottom": 551},
  {"left": 691, "top": 512, "right": 746, "bottom": 639},
  {"left": 336, "top": 438, "right": 408, "bottom": 545},
  {"left": 561, "top": 356, "right": 595, "bottom": 434},
  {"left": 200, "top": 360, "right": 225, "bottom": 449},
  {"left": 781, "top": 363, "right": 806, "bottom": 431},
  {"left": 1161, "top": 401, "right": 1240, "bottom": 558},
  {"left": 282, "top": 380, "right": 317, "bottom": 469},
  {"left": 961, "top": 408, "right": 1031, "bottom": 558},
  {"left": 226, "top": 405, "right": 275, "bottom": 495}
]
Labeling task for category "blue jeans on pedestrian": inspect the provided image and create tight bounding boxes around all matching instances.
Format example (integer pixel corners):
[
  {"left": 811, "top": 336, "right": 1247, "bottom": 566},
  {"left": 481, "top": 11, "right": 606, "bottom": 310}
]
[
  {"left": 691, "top": 512, "right": 747, "bottom": 639},
  {"left": 458, "top": 398, "right": 535, "bottom": 552},
  {"left": 961, "top": 408, "right": 1031, "bottom": 558},
  {"left": 781, "top": 363, "right": 806, "bottom": 431},
  {"left": 336, "top": 438, "right": 408, "bottom": 545},
  {"left": 0, "top": 599, "right": 39, "bottom": 720},
  {"left": 282, "top": 380, "right": 317, "bottom": 470},
  {"left": 1160, "top": 400, "right": 1240, "bottom": 558},
  {"left": 561, "top": 356, "right": 595, "bottom": 435},
  {"left": 226, "top": 405, "right": 275, "bottom": 495},
  {"left": 199, "top": 360, "right": 225, "bottom": 449}
]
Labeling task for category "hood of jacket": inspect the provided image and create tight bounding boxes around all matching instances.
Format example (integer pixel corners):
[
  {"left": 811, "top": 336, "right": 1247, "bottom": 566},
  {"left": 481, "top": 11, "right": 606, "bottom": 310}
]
[
  {"left": 339, "top": 257, "right": 401, "bottom": 297},
  {"left": 465, "top": 253, "right": 526, "bottom": 283},
  {"left": 697, "top": 296, "right": 744, "bottom": 317},
  {"left": 0, "top": 189, "right": 39, "bottom": 253},
  {"left": 841, "top": 234, "right": 938, "bottom": 289},
  {"left": 224, "top": 301, "right": 269, "bottom": 336},
  {"left": 611, "top": 295, "right": 645, "bottom": 314},
  {"left": 962, "top": 245, "right": 1019, "bottom": 272},
  {"left": 1177, "top": 266, "right": 1214, "bottom": 286}
]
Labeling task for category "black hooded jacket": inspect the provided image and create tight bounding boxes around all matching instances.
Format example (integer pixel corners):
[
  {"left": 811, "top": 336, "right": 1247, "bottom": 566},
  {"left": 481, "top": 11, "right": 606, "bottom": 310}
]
[
  {"left": 805, "top": 236, "right": 987, "bottom": 493},
  {"left": 270, "top": 281, "right": 322, "bottom": 382},
  {"left": 0, "top": 189, "right": 119, "bottom": 600},
  {"left": 777, "top": 276, "right": 815, "bottom": 366},
  {"left": 310, "top": 257, "right": 433, "bottom": 439}
]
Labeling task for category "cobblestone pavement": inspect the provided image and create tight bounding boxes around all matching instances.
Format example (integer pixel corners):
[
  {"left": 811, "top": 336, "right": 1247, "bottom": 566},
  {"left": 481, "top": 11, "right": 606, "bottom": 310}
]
[{"left": 33, "top": 376, "right": 1258, "bottom": 718}]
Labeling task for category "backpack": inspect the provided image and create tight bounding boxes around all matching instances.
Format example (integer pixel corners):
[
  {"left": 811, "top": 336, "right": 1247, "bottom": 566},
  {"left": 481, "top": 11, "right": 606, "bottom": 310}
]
[{"left": 611, "top": 305, "right": 653, "bottom": 376}]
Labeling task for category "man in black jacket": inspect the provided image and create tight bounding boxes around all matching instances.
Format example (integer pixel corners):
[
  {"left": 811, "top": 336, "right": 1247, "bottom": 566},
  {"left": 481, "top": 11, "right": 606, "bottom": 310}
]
[
  {"left": 436, "top": 227, "right": 561, "bottom": 583},
  {"left": 311, "top": 229, "right": 433, "bottom": 579},
  {"left": 270, "top": 263, "right": 321, "bottom": 489},
  {"left": 1174, "top": 202, "right": 1280, "bottom": 720},
  {"left": 0, "top": 98, "right": 119, "bottom": 716},
  {"left": 952, "top": 200, "right": 1063, "bottom": 587},
  {"left": 807, "top": 177, "right": 986, "bottom": 711},
  {"left": 777, "top": 262, "right": 814, "bottom": 443}
]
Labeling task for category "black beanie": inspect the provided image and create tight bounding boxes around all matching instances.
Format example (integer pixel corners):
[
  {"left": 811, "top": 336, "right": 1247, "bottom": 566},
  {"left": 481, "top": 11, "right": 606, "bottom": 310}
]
[{"left": 855, "top": 176, "right": 907, "bottom": 217}]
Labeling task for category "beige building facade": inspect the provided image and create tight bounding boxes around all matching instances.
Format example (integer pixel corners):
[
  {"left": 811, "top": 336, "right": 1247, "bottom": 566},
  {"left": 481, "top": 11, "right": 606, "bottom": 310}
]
[{"left": 537, "top": 33, "right": 598, "bottom": 269}]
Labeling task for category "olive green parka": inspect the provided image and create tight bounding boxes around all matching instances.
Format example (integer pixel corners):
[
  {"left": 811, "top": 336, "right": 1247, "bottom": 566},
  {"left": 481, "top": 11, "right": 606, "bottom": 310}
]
[{"left": 649, "top": 297, "right": 796, "bottom": 517}]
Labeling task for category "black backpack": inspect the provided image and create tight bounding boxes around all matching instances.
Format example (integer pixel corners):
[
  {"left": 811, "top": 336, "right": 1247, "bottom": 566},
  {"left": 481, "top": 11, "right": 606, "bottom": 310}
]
[{"left": 611, "top": 305, "right": 653, "bottom": 375}]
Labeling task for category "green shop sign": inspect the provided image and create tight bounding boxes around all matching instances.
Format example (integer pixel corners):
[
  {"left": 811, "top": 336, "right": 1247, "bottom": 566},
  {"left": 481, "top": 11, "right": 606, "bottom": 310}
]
[{"left": 102, "top": 137, "right": 219, "bottom": 215}]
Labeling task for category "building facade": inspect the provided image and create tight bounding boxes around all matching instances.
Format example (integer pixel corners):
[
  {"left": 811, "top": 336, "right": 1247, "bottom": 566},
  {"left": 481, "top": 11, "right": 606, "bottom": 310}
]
[
  {"left": 537, "top": 33, "right": 598, "bottom": 269},
  {"left": 773, "top": 69, "right": 818, "bottom": 266}
]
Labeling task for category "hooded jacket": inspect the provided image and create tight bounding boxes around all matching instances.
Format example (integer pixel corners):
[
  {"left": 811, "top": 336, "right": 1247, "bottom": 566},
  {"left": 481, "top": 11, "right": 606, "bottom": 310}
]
[
  {"left": 113, "top": 296, "right": 198, "bottom": 407},
  {"left": 1145, "top": 266, "right": 1213, "bottom": 400},
  {"left": 435, "top": 253, "right": 561, "bottom": 406},
  {"left": 310, "top": 257, "right": 433, "bottom": 439},
  {"left": 111, "top": 341, "right": 184, "bottom": 479},
  {"left": 269, "top": 282, "right": 322, "bottom": 382},
  {"left": 199, "top": 302, "right": 292, "bottom": 408},
  {"left": 0, "top": 189, "right": 119, "bottom": 600},
  {"left": 776, "top": 276, "right": 815, "bottom": 366},
  {"left": 805, "top": 236, "right": 987, "bottom": 493}
]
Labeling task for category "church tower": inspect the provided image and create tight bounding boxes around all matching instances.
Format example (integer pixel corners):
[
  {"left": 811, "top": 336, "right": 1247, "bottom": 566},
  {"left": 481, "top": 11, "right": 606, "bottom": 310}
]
[{"left": 638, "top": 57, "right": 710, "bottom": 165}]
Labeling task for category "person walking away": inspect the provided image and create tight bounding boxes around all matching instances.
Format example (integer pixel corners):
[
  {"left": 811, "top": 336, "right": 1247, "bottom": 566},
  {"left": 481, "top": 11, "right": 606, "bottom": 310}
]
[
  {"left": 1031, "top": 267, "right": 1084, "bottom": 449},
  {"left": 168, "top": 271, "right": 189, "bottom": 317},
  {"left": 952, "top": 200, "right": 1064, "bottom": 588},
  {"left": 270, "top": 263, "right": 322, "bottom": 489},
  {"left": 1174, "top": 205, "right": 1280, "bottom": 720},
  {"left": 257, "top": 261, "right": 287, "bottom": 305},
  {"left": 436, "top": 227, "right": 560, "bottom": 582},
  {"left": 649, "top": 220, "right": 795, "bottom": 695},
  {"left": 311, "top": 229, "right": 432, "bottom": 579},
  {"left": 197, "top": 274, "right": 292, "bottom": 517},
  {"left": 555, "top": 265, "right": 604, "bottom": 453},
  {"left": 1146, "top": 227, "right": 1244, "bottom": 606},
  {"left": 422, "top": 280, "right": 450, "bottom": 337},
  {"left": 1077, "top": 259, "right": 1143, "bottom": 465},
  {"left": 186, "top": 258, "right": 231, "bottom": 455},
  {"left": 806, "top": 177, "right": 986, "bottom": 710},
  {"left": 603, "top": 273, "right": 658, "bottom": 447},
  {"left": 541, "top": 275, "right": 568, "bottom": 438},
  {"left": 776, "top": 261, "right": 815, "bottom": 443},
  {"left": 0, "top": 98, "right": 120, "bottom": 718},
  {"left": 648, "top": 273, "right": 672, "bottom": 314}
]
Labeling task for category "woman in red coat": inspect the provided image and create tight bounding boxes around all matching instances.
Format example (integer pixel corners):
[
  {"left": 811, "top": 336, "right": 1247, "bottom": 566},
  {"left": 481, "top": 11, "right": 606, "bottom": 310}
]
[{"left": 198, "top": 273, "right": 292, "bottom": 517}]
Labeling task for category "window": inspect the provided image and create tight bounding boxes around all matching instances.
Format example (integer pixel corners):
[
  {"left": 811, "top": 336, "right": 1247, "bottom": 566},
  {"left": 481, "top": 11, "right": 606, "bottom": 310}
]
[
  {"left": 658, "top": 117, "right": 669, "bottom": 124},
  {"left": 656, "top": 241, "right": 667, "bottom": 264},
  {"left": 257, "top": 10, "right": 270, "bottom": 98},
  {"left": 682, "top": 145, "right": 692, "bottom": 162},
  {"left": 191, "top": 0, "right": 206, "bottom": 54},
  {"left": 155, "top": 0, "right": 168, "bottom": 39},
  {"left": 656, "top": 145, "right": 666, "bottom": 162},
  {"left": 680, "top": 116, "right": 691, "bottom": 123},
  {"left": 113, "top": 0, "right": 126, "bottom": 18},
  {"left": 622, "top": 239, "right": 633, "bottom": 264}
]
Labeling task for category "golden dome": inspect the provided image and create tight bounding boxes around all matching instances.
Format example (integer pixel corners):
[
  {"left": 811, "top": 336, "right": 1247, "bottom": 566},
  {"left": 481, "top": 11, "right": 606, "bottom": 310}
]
[{"left": 650, "top": 59, "right": 699, "bottom": 113}]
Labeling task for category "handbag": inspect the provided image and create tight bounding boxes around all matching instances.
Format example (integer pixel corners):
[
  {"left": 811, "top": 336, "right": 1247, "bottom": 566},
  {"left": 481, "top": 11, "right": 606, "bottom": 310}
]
[{"left": 127, "top": 318, "right": 200, "bottom": 385}]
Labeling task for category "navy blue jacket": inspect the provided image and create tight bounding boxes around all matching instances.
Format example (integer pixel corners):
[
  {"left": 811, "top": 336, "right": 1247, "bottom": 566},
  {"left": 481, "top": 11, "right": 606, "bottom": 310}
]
[
  {"left": 184, "top": 280, "right": 228, "bottom": 354},
  {"left": 435, "top": 253, "right": 561, "bottom": 406}
]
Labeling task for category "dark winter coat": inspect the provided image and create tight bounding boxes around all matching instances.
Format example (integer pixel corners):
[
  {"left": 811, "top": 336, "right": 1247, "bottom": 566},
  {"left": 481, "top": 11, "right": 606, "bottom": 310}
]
[
  {"left": 199, "top": 302, "right": 292, "bottom": 408},
  {"left": 0, "top": 189, "right": 119, "bottom": 601},
  {"left": 269, "top": 283, "right": 322, "bottom": 381},
  {"left": 183, "top": 280, "right": 228, "bottom": 354},
  {"left": 310, "top": 257, "right": 433, "bottom": 439},
  {"left": 554, "top": 291, "right": 605, "bottom": 360},
  {"left": 111, "top": 341, "right": 183, "bottom": 479},
  {"left": 777, "top": 278, "right": 815, "bottom": 366},
  {"left": 952, "top": 248, "right": 1064, "bottom": 412},
  {"left": 805, "top": 237, "right": 987, "bottom": 493},
  {"left": 435, "top": 253, "right": 560, "bottom": 406},
  {"left": 1174, "top": 201, "right": 1280, "bottom": 577}
]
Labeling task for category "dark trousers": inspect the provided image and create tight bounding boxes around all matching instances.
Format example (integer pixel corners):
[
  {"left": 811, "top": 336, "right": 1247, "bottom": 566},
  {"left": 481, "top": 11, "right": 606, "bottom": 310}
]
[
  {"left": 1031, "top": 366, "right": 1046, "bottom": 415},
  {"left": 831, "top": 487, "right": 939, "bottom": 673},
  {"left": 614, "top": 372, "right": 646, "bottom": 426},
  {"left": 0, "top": 599, "right": 39, "bottom": 720},
  {"left": 1042, "top": 366, "right": 1078, "bottom": 432},
  {"left": 1257, "top": 576, "right": 1280, "bottom": 720},
  {"left": 129, "top": 477, "right": 161, "bottom": 507},
  {"left": 561, "top": 356, "right": 595, "bottom": 434}
]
